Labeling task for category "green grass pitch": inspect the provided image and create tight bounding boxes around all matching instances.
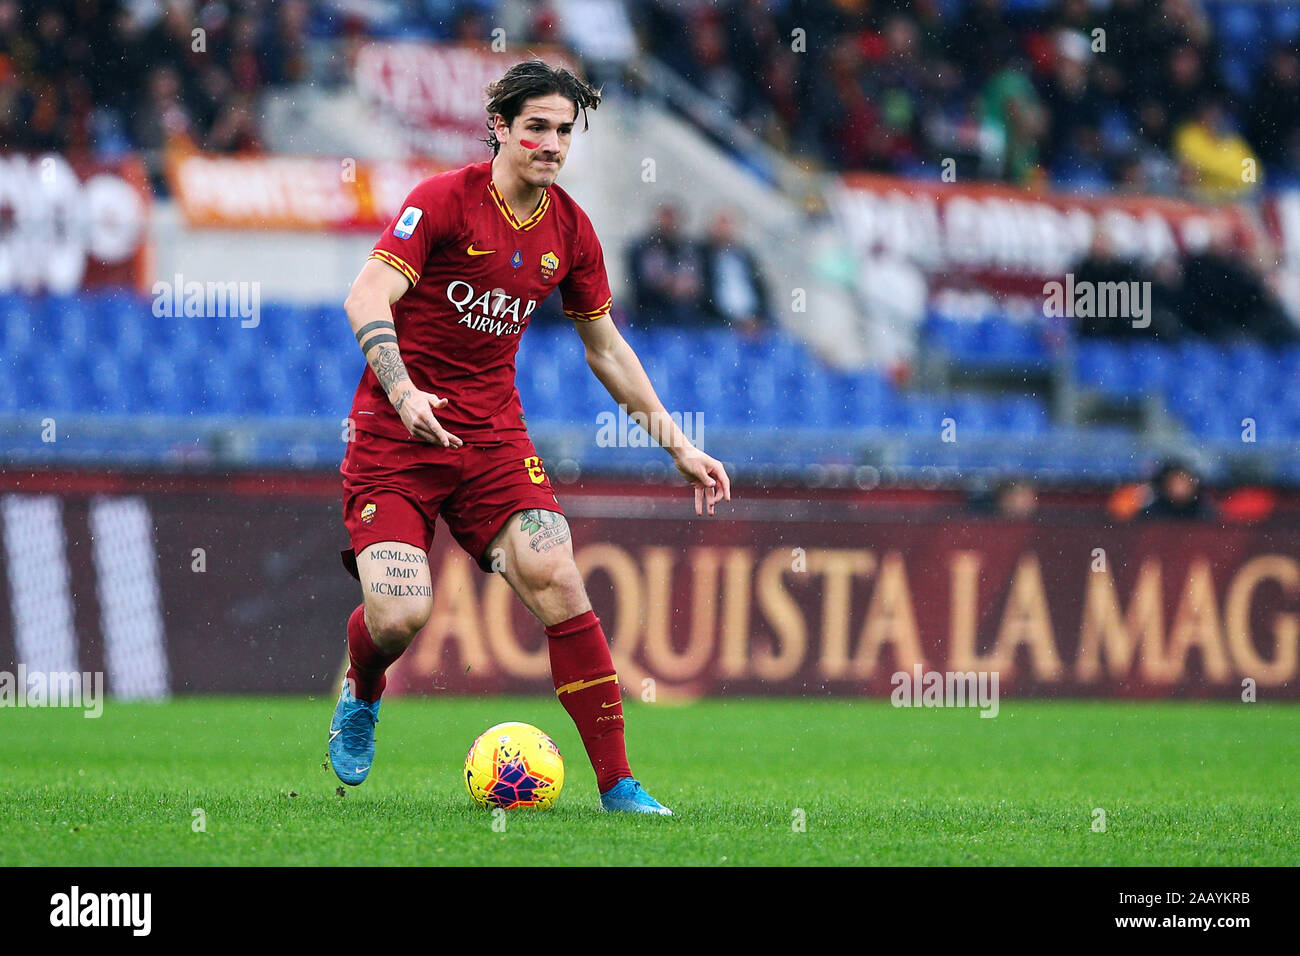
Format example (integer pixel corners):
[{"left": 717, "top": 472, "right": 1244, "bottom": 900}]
[{"left": 2, "top": 696, "right": 1296, "bottom": 866}]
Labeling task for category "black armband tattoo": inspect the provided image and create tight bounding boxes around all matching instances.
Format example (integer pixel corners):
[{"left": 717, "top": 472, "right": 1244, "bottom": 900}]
[
  {"left": 354, "top": 319, "right": 396, "bottom": 344},
  {"left": 360, "top": 333, "right": 399, "bottom": 354}
]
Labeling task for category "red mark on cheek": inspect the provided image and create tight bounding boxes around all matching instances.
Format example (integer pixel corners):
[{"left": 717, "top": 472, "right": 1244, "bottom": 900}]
[{"left": 519, "top": 139, "right": 541, "bottom": 150}]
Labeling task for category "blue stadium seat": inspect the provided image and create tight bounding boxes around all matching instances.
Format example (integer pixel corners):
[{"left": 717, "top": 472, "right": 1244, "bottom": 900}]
[
  {"left": 1221, "top": 54, "right": 1255, "bottom": 96},
  {"left": 5, "top": 288, "right": 1295, "bottom": 482},
  {"left": 518, "top": 352, "right": 569, "bottom": 423},
  {"left": 947, "top": 394, "right": 993, "bottom": 437},
  {"left": 1215, "top": 4, "right": 1263, "bottom": 48},
  {"left": 1, "top": 295, "right": 35, "bottom": 353},
  {"left": 1129, "top": 342, "right": 1173, "bottom": 392},
  {"left": 1272, "top": 4, "right": 1300, "bottom": 41},
  {"left": 798, "top": 365, "right": 838, "bottom": 430},
  {"left": 0, "top": 369, "right": 17, "bottom": 414},
  {"left": 89, "top": 354, "right": 139, "bottom": 413},
  {"left": 995, "top": 395, "right": 1049, "bottom": 436},
  {"left": 1076, "top": 340, "right": 1146, "bottom": 397}
]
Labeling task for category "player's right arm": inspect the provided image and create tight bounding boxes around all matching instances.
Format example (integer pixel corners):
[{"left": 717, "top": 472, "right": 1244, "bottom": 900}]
[{"left": 343, "top": 258, "right": 463, "bottom": 448}]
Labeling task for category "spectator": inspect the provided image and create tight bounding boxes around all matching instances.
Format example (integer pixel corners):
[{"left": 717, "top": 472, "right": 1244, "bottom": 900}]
[
  {"left": 0, "top": 54, "right": 38, "bottom": 152},
  {"left": 680, "top": 8, "right": 745, "bottom": 120},
  {"left": 205, "top": 92, "right": 262, "bottom": 153},
  {"left": 1173, "top": 98, "right": 1260, "bottom": 200},
  {"left": 700, "top": 209, "right": 770, "bottom": 336},
  {"left": 263, "top": 0, "right": 311, "bottom": 86},
  {"left": 1073, "top": 232, "right": 1185, "bottom": 341},
  {"left": 978, "top": 38, "right": 1046, "bottom": 183},
  {"left": 1037, "top": 32, "right": 1105, "bottom": 185},
  {"left": 817, "top": 40, "right": 891, "bottom": 171},
  {"left": 1248, "top": 45, "right": 1300, "bottom": 182},
  {"left": 1147, "top": 254, "right": 1189, "bottom": 341},
  {"left": 626, "top": 204, "right": 707, "bottom": 327},
  {"left": 727, "top": 0, "right": 785, "bottom": 135},
  {"left": 1181, "top": 223, "right": 1297, "bottom": 344},
  {"left": 967, "top": 478, "right": 1038, "bottom": 520},
  {"left": 1159, "top": 44, "right": 1213, "bottom": 131},
  {"left": 1115, "top": 98, "right": 1181, "bottom": 194},
  {"left": 861, "top": 13, "right": 929, "bottom": 171},
  {"left": 997, "top": 479, "right": 1039, "bottom": 520},
  {"left": 951, "top": 0, "right": 1016, "bottom": 87},
  {"left": 1096, "top": 0, "right": 1150, "bottom": 98},
  {"left": 133, "top": 65, "right": 197, "bottom": 155},
  {"left": 1139, "top": 460, "right": 1214, "bottom": 521}
]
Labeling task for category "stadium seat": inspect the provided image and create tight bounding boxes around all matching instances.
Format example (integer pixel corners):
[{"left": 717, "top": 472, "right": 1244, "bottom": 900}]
[
  {"left": 1, "top": 287, "right": 1294, "bottom": 483},
  {"left": 1272, "top": 4, "right": 1300, "bottom": 41}
]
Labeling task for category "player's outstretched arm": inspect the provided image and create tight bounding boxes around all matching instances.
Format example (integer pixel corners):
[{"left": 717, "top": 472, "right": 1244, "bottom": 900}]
[
  {"left": 575, "top": 315, "right": 731, "bottom": 516},
  {"left": 343, "top": 258, "right": 462, "bottom": 448}
]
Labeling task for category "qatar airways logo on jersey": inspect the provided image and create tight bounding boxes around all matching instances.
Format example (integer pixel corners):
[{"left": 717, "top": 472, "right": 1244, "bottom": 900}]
[{"left": 446, "top": 280, "right": 538, "bottom": 337}]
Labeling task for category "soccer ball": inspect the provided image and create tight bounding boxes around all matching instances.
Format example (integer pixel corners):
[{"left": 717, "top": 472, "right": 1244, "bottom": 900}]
[{"left": 464, "top": 721, "right": 565, "bottom": 810}]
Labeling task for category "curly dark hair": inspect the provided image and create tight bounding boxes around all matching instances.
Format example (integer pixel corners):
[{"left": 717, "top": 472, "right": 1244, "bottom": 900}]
[{"left": 481, "top": 58, "right": 603, "bottom": 155}]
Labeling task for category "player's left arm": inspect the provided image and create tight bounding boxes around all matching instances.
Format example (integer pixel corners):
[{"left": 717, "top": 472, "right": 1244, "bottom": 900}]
[{"left": 576, "top": 314, "right": 731, "bottom": 516}]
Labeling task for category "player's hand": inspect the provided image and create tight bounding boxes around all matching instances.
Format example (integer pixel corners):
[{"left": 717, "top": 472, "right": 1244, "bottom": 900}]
[
  {"left": 672, "top": 445, "right": 731, "bottom": 516},
  {"left": 390, "top": 385, "right": 463, "bottom": 448}
]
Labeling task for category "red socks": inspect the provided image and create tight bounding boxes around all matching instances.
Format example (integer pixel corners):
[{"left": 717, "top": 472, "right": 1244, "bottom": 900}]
[
  {"left": 346, "top": 603, "right": 631, "bottom": 790},
  {"left": 346, "top": 605, "right": 399, "bottom": 703},
  {"left": 546, "top": 610, "right": 632, "bottom": 793}
]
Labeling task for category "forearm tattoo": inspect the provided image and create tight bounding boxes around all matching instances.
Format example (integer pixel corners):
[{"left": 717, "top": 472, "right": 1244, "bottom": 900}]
[
  {"left": 355, "top": 320, "right": 410, "bottom": 397},
  {"left": 369, "top": 342, "right": 412, "bottom": 396},
  {"left": 517, "top": 509, "right": 571, "bottom": 552}
]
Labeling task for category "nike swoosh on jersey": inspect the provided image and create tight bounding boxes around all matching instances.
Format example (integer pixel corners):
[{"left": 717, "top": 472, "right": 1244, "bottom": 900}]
[
  {"left": 467, "top": 243, "right": 496, "bottom": 255},
  {"left": 601, "top": 700, "right": 622, "bottom": 708}
]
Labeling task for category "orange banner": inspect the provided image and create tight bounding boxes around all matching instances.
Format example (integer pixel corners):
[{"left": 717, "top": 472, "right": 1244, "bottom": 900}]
[{"left": 166, "top": 153, "right": 447, "bottom": 231}]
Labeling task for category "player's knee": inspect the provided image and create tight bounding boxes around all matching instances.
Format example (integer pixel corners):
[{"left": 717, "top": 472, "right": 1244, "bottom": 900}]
[
  {"left": 519, "top": 554, "right": 584, "bottom": 601},
  {"left": 365, "top": 600, "right": 431, "bottom": 650}
]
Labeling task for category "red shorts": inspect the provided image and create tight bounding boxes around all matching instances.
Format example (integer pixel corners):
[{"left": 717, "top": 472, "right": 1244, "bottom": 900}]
[{"left": 340, "top": 430, "right": 563, "bottom": 576}]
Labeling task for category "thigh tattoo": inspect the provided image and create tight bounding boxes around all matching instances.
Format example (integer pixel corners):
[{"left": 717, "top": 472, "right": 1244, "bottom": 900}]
[{"left": 517, "top": 509, "right": 571, "bottom": 552}]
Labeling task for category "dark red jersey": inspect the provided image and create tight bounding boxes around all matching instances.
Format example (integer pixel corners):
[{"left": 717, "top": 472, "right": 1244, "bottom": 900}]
[{"left": 348, "top": 160, "right": 613, "bottom": 443}]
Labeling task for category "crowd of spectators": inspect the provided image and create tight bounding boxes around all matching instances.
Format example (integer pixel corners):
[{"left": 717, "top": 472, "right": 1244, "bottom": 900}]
[
  {"left": 1074, "top": 221, "right": 1298, "bottom": 345},
  {"left": 969, "top": 460, "right": 1252, "bottom": 522},
  {"left": 634, "top": 0, "right": 1300, "bottom": 193},
  {"left": 0, "top": 0, "right": 581, "bottom": 163},
  {"left": 5, "top": 0, "right": 1298, "bottom": 200},
  {"left": 0, "top": 0, "right": 310, "bottom": 158},
  {"left": 626, "top": 202, "right": 773, "bottom": 334}
]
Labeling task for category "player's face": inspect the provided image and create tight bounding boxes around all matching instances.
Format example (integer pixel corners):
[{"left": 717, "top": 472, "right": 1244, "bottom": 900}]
[{"left": 502, "top": 95, "right": 576, "bottom": 187}]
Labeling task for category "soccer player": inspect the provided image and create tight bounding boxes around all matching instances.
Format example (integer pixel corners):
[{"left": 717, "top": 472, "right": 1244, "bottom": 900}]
[{"left": 329, "top": 60, "right": 731, "bottom": 814}]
